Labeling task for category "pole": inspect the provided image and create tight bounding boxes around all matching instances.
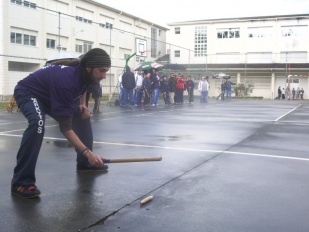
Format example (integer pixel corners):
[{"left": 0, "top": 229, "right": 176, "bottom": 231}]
[
  {"left": 188, "top": 49, "right": 190, "bottom": 74},
  {"left": 109, "top": 27, "right": 112, "bottom": 94},
  {"left": 205, "top": 54, "right": 207, "bottom": 76},
  {"left": 285, "top": 52, "right": 288, "bottom": 80},
  {"left": 57, "top": 12, "right": 61, "bottom": 51},
  {"left": 126, "top": 53, "right": 136, "bottom": 67},
  {"left": 245, "top": 53, "right": 247, "bottom": 84}
]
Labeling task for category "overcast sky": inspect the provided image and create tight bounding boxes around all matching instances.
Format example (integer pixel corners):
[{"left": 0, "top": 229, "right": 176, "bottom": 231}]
[{"left": 96, "top": 0, "right": 309, "bottom": 28}]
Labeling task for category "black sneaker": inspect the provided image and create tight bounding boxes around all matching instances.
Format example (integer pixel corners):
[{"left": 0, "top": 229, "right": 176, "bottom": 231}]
[
  {"left": 11, "top": 184, "right": 41, "bottom": 199},
  {"left": 76, "top": 164, "right": 109, "bottom": 172}
]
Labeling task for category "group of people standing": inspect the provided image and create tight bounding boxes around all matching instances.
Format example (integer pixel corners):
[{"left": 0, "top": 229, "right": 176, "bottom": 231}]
[
  {"left": 119, "top": 69, "right": 199, "bottom": 107},
  {"left": 277, "top": 86, "right": 304, "bottom": 100}
]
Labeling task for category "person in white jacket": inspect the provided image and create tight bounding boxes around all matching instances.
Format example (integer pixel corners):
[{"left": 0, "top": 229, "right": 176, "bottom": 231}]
[{"left": 198, "top": 76, "right": 209, "bottom": 103}]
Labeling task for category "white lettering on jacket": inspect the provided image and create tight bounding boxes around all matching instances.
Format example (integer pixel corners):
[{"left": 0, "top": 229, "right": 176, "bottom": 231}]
[{"left": 31, "top": 98, "right": 44, "bottom": 133}]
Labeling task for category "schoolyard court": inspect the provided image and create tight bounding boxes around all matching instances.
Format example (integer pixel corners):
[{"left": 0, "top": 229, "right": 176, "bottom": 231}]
[{"left": 0, "top": 99, "right": 308, "bottom": 232}]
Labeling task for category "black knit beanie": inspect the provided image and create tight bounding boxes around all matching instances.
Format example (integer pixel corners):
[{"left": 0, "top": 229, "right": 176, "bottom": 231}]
[{"left": 80, "top": 48, "right": 111, "bottom": 68}]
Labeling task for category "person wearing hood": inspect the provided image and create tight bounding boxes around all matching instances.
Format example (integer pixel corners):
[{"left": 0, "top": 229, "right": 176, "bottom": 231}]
[{"left": 121, "top": 66, "right": 136, "bottom": 106}]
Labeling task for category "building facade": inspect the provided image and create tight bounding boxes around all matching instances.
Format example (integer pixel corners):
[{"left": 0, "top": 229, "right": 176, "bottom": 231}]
[
  {"left": 167, "top": 14, "right": 309, "bottom": 99},
  {"left": 0, "top": 0, "right": 168, "bottom": 100}
]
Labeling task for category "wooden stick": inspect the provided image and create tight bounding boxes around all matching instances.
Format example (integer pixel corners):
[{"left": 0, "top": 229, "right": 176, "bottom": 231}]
[
  {"left": 103, "top": 156, "right": 162, "bottom": 163},
  {"left": 140, "top": 196, "right": 153, "bottom": 204}
]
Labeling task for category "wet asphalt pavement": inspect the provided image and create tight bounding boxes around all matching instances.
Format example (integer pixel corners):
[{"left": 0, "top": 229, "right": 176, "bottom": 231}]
[{"left": 0, "top": 99, "right": 309, "bottom": 232}]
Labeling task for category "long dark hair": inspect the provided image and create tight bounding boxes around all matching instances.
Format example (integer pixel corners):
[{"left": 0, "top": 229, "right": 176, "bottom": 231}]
[
  {"left": 49, "top": 58, "right": 80, "bottom": 66},
  {"left": 49, "top": 58, "right": 91, "bottom": 84}
]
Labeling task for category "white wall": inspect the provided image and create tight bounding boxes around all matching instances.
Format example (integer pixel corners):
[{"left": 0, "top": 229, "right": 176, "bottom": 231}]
[{"left": 0, "top": 0, "right": 168, "bottom": 98}]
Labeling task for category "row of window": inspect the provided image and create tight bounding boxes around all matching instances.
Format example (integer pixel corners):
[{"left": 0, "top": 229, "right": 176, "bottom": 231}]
[
  {"left": 11, "top": 32, "right": 36, "bottom": 46},
  {"left": 12, "top": 1, "right": 113, "bottom": 28},
  {"left": 99, "top": 23, "right": 113, "bottom": 29},
  {"left": 174, "top": 50, "right": 307, "bottom": 62},
  {"left": 11, "top": 0, "right": 36, "bottom": 9},
  {"left": 75, "top": 16, "right": 92, "bottom": 24},
  {"left": 12, "top": 33, "right": 94, "bottom": 53},
  {"left": 176, "top": 25, "right": 308, "bottom": 38},
  {"left": 193, "top": 25, "right": 308, "bottom": 58},
  {"left": 217, "top": 28, "right": 240, "bottom": 39}
]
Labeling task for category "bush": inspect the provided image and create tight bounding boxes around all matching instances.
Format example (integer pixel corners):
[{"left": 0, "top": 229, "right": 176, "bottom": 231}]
[{"left": 234, "top": 83, "right": 254, "bottom": 97}]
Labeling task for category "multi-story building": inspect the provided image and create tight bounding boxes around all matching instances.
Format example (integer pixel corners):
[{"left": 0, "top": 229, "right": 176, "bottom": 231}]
[
  {"left": 167, "top": 14, "right": 309, "bottom": 99},
  {"left": 0, "top": 0, "right": 168, "bottom": 100}
]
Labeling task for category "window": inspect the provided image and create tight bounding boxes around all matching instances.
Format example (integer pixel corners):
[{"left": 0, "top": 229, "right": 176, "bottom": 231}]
[
  {"left": 76, "top": 44, "right": 83, "bottom": 53},
  {"left": 76, "top": 42, "right": 93, "bottom": 53},
  {"left": 11, "top": 0, "right": 36, "bottom": 9},
  {"left": 175, "top": 27, "right": 180, "bottom": 34},
  {"left": 287, "top": 78, "right": 299, "bottom": 84},
  {"left": 175, "top": 50, "right": 180, "bottom": 57},
  {"left": 23, "top": 35, "right": 36, "bottom": 46},
  {"left": 76, "top": 7, "right": 93, "bottom": 24},
  {"left": 24, "top": 34, "right": 30, "bottom": 45},
  {"left": 248, "top": 27, "right": 272, "bottom": 38},
  {"left": 46, "top": 39, "right": 56, "bottom": 49},
  {"left": 9, "top": 61, "right": 40, "bottom": 72},
  {"left": 11, "top": 0, "right": 22, "bottom": 5},
  {"left": 75, "top": 16, "right": 92, "bottom": 24},
  {"left": 99, "top": 14, "right": 114, "bottom": 29},
  {"left": 99, "top": 23, "right": 113, "bottom": 29},
  {"left": 281, "top": 25, "right": 308, "bottom": 37},
  {"left": 195, "top": 26, "right": 207, "bottom": 57},
  {"left": 11, "top": 32, "right": 22, "bottom": 44},
  {"left": 217, "top": 28, "right": 240, "bottom": 39},
  {"left": 11, "top": 32, "right": 36, "bottom": 46},
  {"left": 83, "top": 43, "right": 92, "bottom": 53}
]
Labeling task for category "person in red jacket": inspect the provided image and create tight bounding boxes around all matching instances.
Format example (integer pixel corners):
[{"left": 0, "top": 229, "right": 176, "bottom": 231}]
[{"left": 175, "top": 74, "right": 185, "bottom": 104}]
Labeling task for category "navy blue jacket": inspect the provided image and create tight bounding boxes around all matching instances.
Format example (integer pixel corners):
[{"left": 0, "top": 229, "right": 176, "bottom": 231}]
[
  {"left": 151, "top": 73, "right": 160, "bottom": 89},
  {"left": 225, "top": 81, "right": 235, "bottom": 90},
  {"left": 160, "top": 80, "right": 169, "bottom": 93},
  {"left": 122, "top": 66, "right": 136, "bottom": 89},
  {"left": 142, "top": 77, "right": 151, "bottom": 90}
]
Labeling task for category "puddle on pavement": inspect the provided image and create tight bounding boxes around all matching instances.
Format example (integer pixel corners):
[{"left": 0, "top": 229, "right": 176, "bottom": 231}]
[{"left": 152, "top": 135, "right": 193, "bottom": 141}]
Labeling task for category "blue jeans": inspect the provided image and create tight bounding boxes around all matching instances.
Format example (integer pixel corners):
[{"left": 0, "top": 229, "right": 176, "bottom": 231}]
[
  {"left": 200, "top": 91, "right": 208, "bottom": 103},
  {"left": 123, "top": 88, "right": 134, "bottom": 105},
  {"left": 13, "top": 88, "right": 46, "bottom": 186},
  {"left": 72, "top": 106, "right": 93, "bottom": 166},
  {"left": 175, "top": 89, "right": 184, "bottom": 103},
  {"left": 119, "top": 86, "right": 125, "bottom": 105},
  {"left": 151, "top": 88, "right": 160, "bottom": 105},
  {"left": 226, "top": 89, "right": 232, "bottom": 99},
  {"left": 13, "top": 87, "right": 94, "bottom": 186},
  {"left": 188, "top": 88, "right": 194, "bottom": 103},
  {"left": 134, "top": 88, "right": 143, "bottom": 105}
]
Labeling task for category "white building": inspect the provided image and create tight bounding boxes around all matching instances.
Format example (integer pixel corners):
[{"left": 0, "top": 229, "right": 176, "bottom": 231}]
[
  {"left": 0, "top": 0, "right": 168, "bottom": 100},
  {"left": 166, "top": 14, "right": 309, "bottom": 99}
]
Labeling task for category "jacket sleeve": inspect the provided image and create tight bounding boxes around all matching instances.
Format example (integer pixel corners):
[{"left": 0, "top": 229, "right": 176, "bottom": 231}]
[{"left": 198, "top": 81, "right": 201, "bottom": 91}]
